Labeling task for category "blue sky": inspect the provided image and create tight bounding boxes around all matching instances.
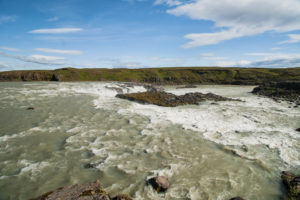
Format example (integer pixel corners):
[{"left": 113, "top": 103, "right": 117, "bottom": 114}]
[{"left": 1, "top": 0, "right": 300, "bottom": 71}]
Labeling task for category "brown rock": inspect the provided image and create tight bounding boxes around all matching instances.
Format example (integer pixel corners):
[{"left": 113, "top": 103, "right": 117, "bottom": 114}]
[
  {"left": 26, "top": 107, "right": 34, "bottom": 110},
  {"left": 148, "top": 176, "right": 170, "bottom": 192},
  {"left": 28, "top": 181, "right": 110, "bottom": 200},
  {"left": 281, "top": 171, "right": 300, "bottom": 200},
  {"left": 116, "top": 91, "right": 239, "bottom": 107}
]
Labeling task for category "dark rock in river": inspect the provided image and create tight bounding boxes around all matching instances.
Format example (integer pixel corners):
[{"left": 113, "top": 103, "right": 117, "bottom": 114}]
[
  {"left": 83, "top": 163, "right": 98, "bottom": 169},
  {"left": 116, "top": 91, "right": 239, "bottom": 107},
  {"left": 147, "top": 176, "right": 170, "bottom": 192},
  {"left": 29, "top": 181, "right": 111, "bottom": 200},
  {"left": 281, "top": 171, "right": 300, "bottom": 200},
  {"left": 296, "top": 128, "right": 300, "bottom": 132},
  {"left": 229, "top": 197, "right": 245, "bottom": 200},
  {"left": 252, "top": 81, "right": 300, "bottom": 103},
  {"left": 26, "top": 107, "right": 34, "bottom": 110},
  {"left": 111, "top": 194, "right": 133, "bottom": 200}
]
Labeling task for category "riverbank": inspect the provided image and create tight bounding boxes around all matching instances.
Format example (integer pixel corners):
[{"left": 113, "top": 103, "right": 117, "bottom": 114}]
[{"left": 1, "top": 67, "right": 300, "bottom": 85}]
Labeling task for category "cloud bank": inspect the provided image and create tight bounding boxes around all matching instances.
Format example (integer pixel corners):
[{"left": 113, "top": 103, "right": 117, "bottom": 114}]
[
  {"left": 0, "top": 52, "right": 66, "bottom": 65},
  {"left": 35, "top": 48, "right": 82, "bottom": 55},
  {"left": 168, "top": 0, "right": 300, "bottom": 47}
]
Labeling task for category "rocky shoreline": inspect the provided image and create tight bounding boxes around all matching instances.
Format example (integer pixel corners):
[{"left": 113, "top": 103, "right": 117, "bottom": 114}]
[
  {"left": 28, "top": 170, "right": 300, "bottom": 200},
  {"left": 252, "top": 81, "right": 300, "bottom": 104}
]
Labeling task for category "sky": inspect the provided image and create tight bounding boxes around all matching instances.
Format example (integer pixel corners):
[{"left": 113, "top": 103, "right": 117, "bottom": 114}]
[{"left": 1, "top": 0, "right": 300, "bottom": 71}]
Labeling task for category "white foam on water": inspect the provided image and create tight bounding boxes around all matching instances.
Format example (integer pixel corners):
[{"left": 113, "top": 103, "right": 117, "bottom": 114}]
[
  {"left": 18, "top": 160, "right": 50, "bottom": 176},
  {"left": 116, "top": 85, "right": 300, "bottom": 168}
]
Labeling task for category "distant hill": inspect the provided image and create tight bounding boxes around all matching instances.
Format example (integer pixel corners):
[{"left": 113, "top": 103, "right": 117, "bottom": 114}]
[{"left": 1, "top": 67, "right": 300, "bottom": 85}]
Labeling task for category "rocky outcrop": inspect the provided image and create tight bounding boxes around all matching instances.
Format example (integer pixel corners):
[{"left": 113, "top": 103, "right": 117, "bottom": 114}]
[
  {"left": 252, "top": 82, "right": 300, "bottom": 103},
  {"left": 116, "top": 91, "right": 239, "bottom": 107},
  {"left": 28, "top": 181, "right": 133, "bottom": 200},
  {"left": 281, "top": 171, "right": 300, "bottom": 200},
  {"left": 147, "top": 176, "right": 170, "bottom": 192}
]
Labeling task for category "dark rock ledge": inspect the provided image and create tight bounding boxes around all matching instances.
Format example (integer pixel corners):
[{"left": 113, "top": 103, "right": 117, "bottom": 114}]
[
  {"left": 282, "top": 171, "right": 300, "bottom": 200},
  {"left": 116, "top": 91, "right": 240, "bottom": 107},
  {"left": 252, "top": 81, "right": 300, "bottom": 104},
  {"left": 28, "top": 181, "right": 133, "bottom": 200}
]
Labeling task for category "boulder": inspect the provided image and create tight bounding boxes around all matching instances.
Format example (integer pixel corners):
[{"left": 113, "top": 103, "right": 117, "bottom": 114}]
[
  {"left": 28, "top": 181, "right": 110, "bottom": 200},
  {"left": 148, "top": 176, "right": 170, "bottom": 192},
  {"left": 281, "top": 171, "right": 300, "bottom": 200},
  {"left": 26, "top": 107, "right": 34, "bottom": 110},
  {"left": 83, "top": 163, "right": 97, "bottom": 169},
  {"left": 296, "top": 128, "right": 300, "bottom": 132}
]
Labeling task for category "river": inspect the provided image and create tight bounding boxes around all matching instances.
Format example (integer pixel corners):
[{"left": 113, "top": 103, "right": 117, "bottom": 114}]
[{"left": 0, "top": 82, "right": 299, "bottom": 200}]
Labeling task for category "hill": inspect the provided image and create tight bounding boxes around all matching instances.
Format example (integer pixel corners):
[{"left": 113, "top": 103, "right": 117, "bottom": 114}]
[{"left": 1, "top": 67, "right": 300, "bottom": 85}]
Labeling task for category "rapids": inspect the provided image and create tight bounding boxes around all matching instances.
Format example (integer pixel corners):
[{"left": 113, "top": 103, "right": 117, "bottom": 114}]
[{"left": 0, "top": 82, "right": 299, "bottom": 200}]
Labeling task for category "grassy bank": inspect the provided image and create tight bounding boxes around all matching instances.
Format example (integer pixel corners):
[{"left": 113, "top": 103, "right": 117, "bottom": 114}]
[{"left": 0, "top": 67, "right": 300, "bottom": 85}]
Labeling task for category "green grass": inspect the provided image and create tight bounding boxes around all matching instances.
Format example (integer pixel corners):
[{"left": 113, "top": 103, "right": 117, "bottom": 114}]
[{"left": 1, "top": 67, "right": 300, "bottom": 85}]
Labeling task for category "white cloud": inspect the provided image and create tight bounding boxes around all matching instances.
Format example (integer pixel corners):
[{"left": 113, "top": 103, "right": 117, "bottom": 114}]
[
  {"left": 168, "top": 0, "right": 300, "bottom": 47},
  {"left": 0, "top": 15, "right": 17, "bottom": 24},
  {"left": 98, "top": 57, "right": 146, "bottom": 68},
  {"left": 113, "top": 61, "right": 145, "bottom": 68},
  {"left": 150, "top": 56, "right": 181, "bottom": 62},
  {"left": 199, "top": 53, "right": 226, "bottom": 60},
  {"left": 35, "top": 48, "right": 82, "bottom": 55},
  {"left": 154, "top": 0, "right": 183, "bottom": 6},
  {"left": 0, "top": 46, "right": 20, "bottom": 51},
  {"left": 279, "top": 34, "right": 300, "bottom": 44},
  {"left": 28, "top": 55, "right": 65, "bottom": 63},
  {"left": 216, "top": 53, "right": 300, "bottom": 68},
  {"left": 0, "top": 51, "right": 66, "bottom": 65},
  {"left": 271, "top": 47, "right": 281, "bottom": 50},
  {"left": 0, "top": 61, "right": 10, "bottom": 69},
  {"left": 29, "top": 28, "right": 82, "bottom": 34},
  {"left": 46, "top": 17, "right": 59, "bottom": 22}
]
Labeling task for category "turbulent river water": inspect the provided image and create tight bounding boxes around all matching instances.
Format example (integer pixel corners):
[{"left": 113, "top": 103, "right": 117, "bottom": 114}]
[{"left": 0, "top": 82, "right": 299, "bottom": 200}]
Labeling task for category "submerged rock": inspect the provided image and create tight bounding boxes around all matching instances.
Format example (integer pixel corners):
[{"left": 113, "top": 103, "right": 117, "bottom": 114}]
[
  {"left": 116, "top": 91, "right": 239, "bottom": 107},
  {"left": 111, "top": 194, "right": 133, "bottom": 200},
  {"left": 281, "top": 171, "right": 300, "bottom": 200},
  {"left": 26, "top": 107, "right": 34, "bottom": 110},
  {"left": 28, "top": 181, "right": 111, "bottom": 200},
  {"left": 176, "top": 84, "right": 197, "bottom": 89},
  {"left": 229, "top": 197, "right": 245, "bottom": 200},
  {"left": 252, "top": 81, "right": 300, "bottom": 103},
  {"left": 83, "top": 163, "right": 98, "bottom": 169},
  {"left": 147, "top": 176, "right": 170, "bottom": 192},
  {"left": 296, "top": 128, "right": 300, "bottom": 132}
]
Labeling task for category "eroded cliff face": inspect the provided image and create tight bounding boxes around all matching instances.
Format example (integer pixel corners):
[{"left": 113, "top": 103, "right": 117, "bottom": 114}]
[{"left": 0, "top": 71, "right": 53, "bottom": 81}]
